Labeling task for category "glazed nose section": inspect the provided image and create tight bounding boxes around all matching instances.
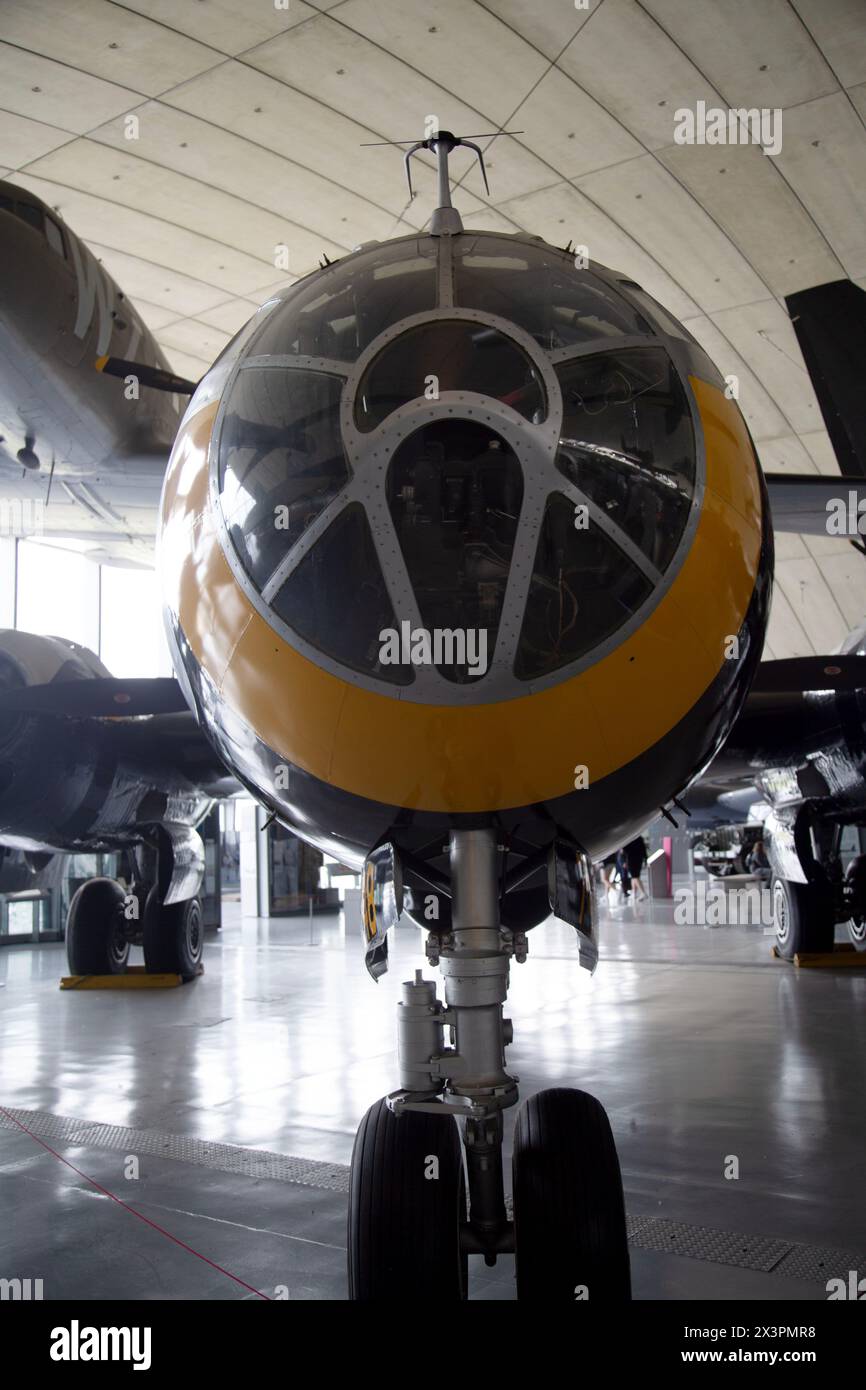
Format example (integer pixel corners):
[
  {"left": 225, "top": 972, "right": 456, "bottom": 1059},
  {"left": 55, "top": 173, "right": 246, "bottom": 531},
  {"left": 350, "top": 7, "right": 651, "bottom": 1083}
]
[
  {"left": 217, "top": 368, "right": 349, "bottom": 594},
  {"left": 207, "top": 230, "right": 709, "bottom": 712},
  {"left": 509, "top": 344, "right": 698, "bottom": 682},
  {"left": 214, "top": 367, "right": 410, "bottom": 687},
  {"left": 353, "top": 319, "right": 547, "bottom": 433},
  {"left": 383, "top": 419, "right": 522, "bottom": 684},
  {"left": 553, "top": 347, "right": 695, "bottom": 577}
]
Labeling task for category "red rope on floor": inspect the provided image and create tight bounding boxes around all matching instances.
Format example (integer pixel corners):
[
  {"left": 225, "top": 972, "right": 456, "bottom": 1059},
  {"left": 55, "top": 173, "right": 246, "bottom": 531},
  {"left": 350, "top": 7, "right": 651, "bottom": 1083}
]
[{"left": 0, "top": 1104, "right": 272, "bottom": 1300}]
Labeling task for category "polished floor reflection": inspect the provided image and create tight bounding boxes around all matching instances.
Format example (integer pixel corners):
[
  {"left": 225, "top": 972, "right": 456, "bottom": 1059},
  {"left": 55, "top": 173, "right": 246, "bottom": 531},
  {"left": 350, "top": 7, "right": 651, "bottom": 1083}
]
[{"left": 1, "top": 891, "right": 864, "bottom": 1300}]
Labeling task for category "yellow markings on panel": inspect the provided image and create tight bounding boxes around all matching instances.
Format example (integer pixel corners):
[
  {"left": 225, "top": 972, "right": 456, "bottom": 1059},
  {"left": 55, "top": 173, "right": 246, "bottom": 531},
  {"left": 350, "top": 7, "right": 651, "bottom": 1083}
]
[
  {"left": 691, "top": 376, "right": 762, "bottom": 528},
  {"left": 165, "top": 376, "right": 764, "bottom": 813},
  {"left": 160, "top": 399, "right": 215, "bottom": 532},
  {"left": 363, "top": 862, "right": 378, "bottom": 942}
]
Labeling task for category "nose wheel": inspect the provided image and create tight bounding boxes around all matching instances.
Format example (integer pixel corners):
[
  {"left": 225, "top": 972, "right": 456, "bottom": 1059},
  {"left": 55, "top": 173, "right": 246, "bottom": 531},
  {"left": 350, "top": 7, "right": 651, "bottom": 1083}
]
[
  {"left": 348, "top": 1098, "right": 467, "bottom": 1300},
  {"left": 348, "top": 829, "right": 631, "bottom": 1301},
  {"left": 512, "top": 1088, "right": 631, "bottom": 1300}
]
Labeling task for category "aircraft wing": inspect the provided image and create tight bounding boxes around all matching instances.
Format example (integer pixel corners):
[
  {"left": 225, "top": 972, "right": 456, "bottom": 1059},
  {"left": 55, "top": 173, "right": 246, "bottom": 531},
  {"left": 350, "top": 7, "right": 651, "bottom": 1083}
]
[
  {"left": 0, "top": 669, "right": 239, "bottom": 800},
  {"left": 0, "top": 452, "right": 166, "bottom": 570},
  {"left": 765, "top": 474, "right": 866, "bottom": 537},
  {"left": 0, "top": 670, "right": 239, "bottom": 799},
  {"left": 0, "top": 668, "right": 241, "bottom": 854}
]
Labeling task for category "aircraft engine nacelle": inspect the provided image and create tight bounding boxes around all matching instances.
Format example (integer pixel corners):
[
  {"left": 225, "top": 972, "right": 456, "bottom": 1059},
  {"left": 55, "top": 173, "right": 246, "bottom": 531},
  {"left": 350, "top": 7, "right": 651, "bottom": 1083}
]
[
  {"left": 0, "top": 631, "right": 114, "bottom": 849},
  {"left": 160, "top": 231, "right": 772, "bottom": 869}
]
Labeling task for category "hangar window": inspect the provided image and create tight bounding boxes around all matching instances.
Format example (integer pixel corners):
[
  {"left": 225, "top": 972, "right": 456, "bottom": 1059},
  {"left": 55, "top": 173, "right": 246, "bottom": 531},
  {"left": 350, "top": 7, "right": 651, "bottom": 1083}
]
[
  {"left": 249, "top": 239, "right": 437, "bottom": 363},
  {"left": 515, "top": 493, "right": 653, "bottom": 680},
  {"left": 218, "top": 368, "right": 349, "bottom": 591},
  {"left": 271, "top": 502, "right": 413, "bottom": 686},
  {"left": 355, "top": 320, "right": 546, "bottom": 431},
  {"left": 386, "top": 419, "right": 523, "bottom": 683},
  {"left": 453, "top": 235, "right": 654, "bottom": 350},
  {"left": 555, "top": 347, "right": 695, "bottom": 574}
]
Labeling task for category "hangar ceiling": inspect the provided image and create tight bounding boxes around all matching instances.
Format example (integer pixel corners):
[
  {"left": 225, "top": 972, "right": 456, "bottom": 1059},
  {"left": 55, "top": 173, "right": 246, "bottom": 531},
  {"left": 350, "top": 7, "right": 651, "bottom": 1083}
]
[{"left": 2, "top": 0, "right": 866, "bottom": 658}]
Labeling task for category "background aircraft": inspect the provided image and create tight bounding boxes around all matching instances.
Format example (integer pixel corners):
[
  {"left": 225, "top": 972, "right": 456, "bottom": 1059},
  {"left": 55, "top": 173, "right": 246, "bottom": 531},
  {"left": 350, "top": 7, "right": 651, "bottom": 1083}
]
[
  {"left": 683, "top": 646, "right": 866, "bottom": 956},
  {"left": 0, "top": 178, "right": 186, "bottom": 567},
  {"left": 0, "top": 627, "right": 237, "bottom": 974},
  {"left": 2, "top": 132, "right": 866, "bottom": 1301}
]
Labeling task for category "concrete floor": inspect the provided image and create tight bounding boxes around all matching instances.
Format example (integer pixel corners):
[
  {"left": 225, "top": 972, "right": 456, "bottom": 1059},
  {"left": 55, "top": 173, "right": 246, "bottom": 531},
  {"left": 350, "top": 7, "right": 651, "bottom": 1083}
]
[{"left": 1, "top": 889, "right": 865, "bottom": 1301}]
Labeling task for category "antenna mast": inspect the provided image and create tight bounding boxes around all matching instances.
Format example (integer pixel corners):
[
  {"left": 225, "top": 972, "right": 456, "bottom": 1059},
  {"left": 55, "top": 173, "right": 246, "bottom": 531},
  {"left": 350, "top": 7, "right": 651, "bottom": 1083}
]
[
  {"left": 404, "top": 129, "right": 489, "bottom": 236},
  {"left": 362, "top": 127, "right": 522, "bottom": 235}
]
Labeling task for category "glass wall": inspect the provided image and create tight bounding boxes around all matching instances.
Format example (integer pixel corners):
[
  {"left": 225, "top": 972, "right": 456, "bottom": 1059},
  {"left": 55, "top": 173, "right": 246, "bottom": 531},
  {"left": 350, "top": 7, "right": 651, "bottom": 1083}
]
[
  {"left": 0, "top": 538, "right": 14, "bottom": 627},
  {"left": 8, "top": 538, "right": 171, "bottom": 677},
  {"left": 15, "top": 539, "right": 99, "bottom": 652},
  {"left": 99, "top": 565, "right": 171, "bottom": 677}
]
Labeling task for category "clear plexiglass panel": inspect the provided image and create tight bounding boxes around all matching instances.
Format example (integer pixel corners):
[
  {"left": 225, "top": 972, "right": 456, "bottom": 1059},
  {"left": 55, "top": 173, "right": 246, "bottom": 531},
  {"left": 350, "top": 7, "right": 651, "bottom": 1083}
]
[
  {"left": 555, "top": 347, "right": 695, "bottom": 574},
  {"left": 355, "top": 319, "right": 546, "bottom": 432},
  {"left": 386, "top": 419, "right": 524, "bottom": 683},
  {"left": 249, "top": 239, "right": 438, "bottom": 362},
  {"left": 218, "top": 368, "right": 349, "bottom": 592},
  {"left": 453, "top": 234, "right": 654, "bottom": 350},
  {"left": 515, "top": 493, "right": 653, "bottom": 679},
  {"left": 272, "top": 503, "right": 412, "bottom": 686}
]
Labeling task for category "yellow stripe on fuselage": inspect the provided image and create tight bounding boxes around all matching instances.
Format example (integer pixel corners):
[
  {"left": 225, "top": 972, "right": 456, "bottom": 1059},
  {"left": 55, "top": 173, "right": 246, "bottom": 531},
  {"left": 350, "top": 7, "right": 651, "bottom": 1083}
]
[{"left": 161, "top": 377, "right": 763, "bottom": 812}]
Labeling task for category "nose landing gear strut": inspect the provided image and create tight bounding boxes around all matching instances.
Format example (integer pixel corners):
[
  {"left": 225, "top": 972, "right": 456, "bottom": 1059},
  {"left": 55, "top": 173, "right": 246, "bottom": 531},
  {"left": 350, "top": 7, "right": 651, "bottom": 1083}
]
[{"left": 348, "top": 829, "right": 631, "bottom": 1301}]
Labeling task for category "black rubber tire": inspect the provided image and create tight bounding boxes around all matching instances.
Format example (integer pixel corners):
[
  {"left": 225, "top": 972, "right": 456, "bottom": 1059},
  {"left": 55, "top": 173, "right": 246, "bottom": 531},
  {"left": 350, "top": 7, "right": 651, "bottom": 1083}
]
[
  {"left": 772, "top": 875, "right": 835, "bottom": 960},
  {"left": 846, "top": 917, "right": 866, "bottom": 952},
  {"left": 348, "top": 1098, "right": 467, "bottom": 1301},
  {"left": 513, "top": 1087, "right": 631, "bottom": 1302},
  {"left": 143, "top": 893, "right": 203, "bottom": 977},
  {"left": 66, "top": 877, "right": 129, "bottom": 975},
  {"left": 843, "top": 857, "right": 866, "bottom": 951}
]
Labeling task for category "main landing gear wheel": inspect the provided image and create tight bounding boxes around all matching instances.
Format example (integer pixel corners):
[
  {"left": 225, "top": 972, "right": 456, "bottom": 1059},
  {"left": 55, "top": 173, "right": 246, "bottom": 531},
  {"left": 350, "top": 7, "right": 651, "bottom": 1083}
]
[
  {"left": 348, "top": 1097, "right": 467, "bottom": 1301},
  {"left": 66, "top": 877, "right": 129, "bottom": 975},
  {"left": 512, "top": 1087, "right": 631, "bottom": 1301},
  {"left": 843, "top": 857, "right": 866, "bottom": 951},
  {"left": 142, "top": 891, "right": 203, "bottom": 977},
  {"left": 847, "top": 916, "right": 866, "bottom": 952},
  {"left": 772, "top": 875, "right": 835, "bottom": 960}
]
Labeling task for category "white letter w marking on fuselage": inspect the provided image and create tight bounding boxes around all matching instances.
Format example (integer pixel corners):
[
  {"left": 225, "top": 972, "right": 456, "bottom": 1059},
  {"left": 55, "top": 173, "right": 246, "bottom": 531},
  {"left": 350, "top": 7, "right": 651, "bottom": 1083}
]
[{"left": 69, "top": 236, "right": 114, "bottom": 357}]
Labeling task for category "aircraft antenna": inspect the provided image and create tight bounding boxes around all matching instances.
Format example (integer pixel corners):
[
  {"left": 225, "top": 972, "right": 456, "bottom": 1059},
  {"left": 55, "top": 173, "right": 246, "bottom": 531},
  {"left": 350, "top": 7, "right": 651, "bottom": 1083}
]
[
  {"left": 362, "top": 128, "right": 522, "bottom": 235},
  {"left": 407, "top": 130, "right": 478, "bottom": 234}
]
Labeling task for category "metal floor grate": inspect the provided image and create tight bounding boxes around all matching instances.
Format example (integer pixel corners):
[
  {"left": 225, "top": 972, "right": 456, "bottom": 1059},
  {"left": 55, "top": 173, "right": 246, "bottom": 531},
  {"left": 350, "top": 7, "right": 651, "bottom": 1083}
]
[
  {"left": 628, "top": 1218, "right": 790, "bottom": 1272},
  {"left": 771, "top": 1242, "right": 865, "bottom": 1285},
  {"left": 2, "top": 1105, "right": 863, "bottom": 1284},
  {"left": 0, "top": 1105, "right": 350, "bottom": 1192}
]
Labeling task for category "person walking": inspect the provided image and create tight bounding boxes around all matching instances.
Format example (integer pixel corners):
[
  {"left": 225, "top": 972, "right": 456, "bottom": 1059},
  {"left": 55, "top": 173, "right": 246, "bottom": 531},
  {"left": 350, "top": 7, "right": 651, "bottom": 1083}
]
[
  {"left": 623, "top": 836, "right": 648, "bottom": 901},
  {"left": 616, "top": 848, "right": 632, "bottom": 897},
  {"left": 600, "top": 851, "right": 618, "bottom": 895}
]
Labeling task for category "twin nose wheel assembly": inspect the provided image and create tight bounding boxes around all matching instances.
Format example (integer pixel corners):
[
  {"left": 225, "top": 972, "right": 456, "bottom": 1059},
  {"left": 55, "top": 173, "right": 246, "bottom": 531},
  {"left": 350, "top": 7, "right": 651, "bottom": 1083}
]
[{"left": 347, "top": 829, "right": 631, "bottom": 1301}]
